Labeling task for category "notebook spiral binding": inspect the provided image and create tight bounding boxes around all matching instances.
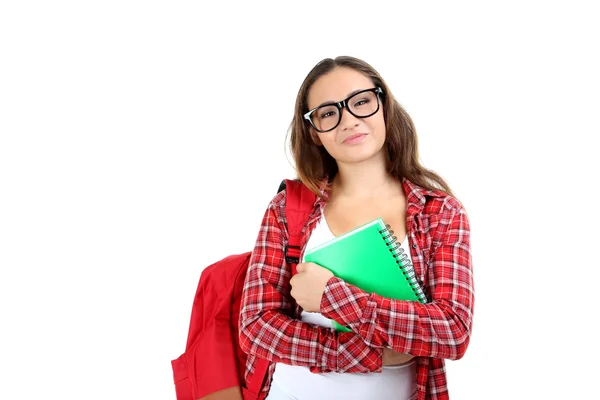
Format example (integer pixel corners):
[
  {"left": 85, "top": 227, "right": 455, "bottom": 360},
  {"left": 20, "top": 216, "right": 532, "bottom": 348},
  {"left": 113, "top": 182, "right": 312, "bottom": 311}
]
[{"left": 380, "top": 224, "right": 428, "bottom": 303}]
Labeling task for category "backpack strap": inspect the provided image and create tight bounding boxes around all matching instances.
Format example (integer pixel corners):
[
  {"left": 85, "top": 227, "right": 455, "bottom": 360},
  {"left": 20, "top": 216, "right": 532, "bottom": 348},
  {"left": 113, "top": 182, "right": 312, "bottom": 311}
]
[
  {"left": 282, "top": 179, "right": 316, "bottom": 275},
  {"left": 245, "top": 179, "right": 316, "bottom": 400}
]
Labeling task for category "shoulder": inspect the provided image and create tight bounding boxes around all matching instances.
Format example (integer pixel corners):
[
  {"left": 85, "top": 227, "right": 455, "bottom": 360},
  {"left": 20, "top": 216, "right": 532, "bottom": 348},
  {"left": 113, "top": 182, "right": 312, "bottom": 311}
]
[
  {"left": 403, "top": 178, "right": 466, "bottom": 217},
  {"left": 404, "top": 181, "right": 471, "bottom": 247},
  {"left": 424, "top": 190, "right": 465, "bottom": 217},
  {"left": 267, "top": 189, "right": 286, "bottom": 214},
  {"left": 267, "top": 179, "right": 321, "bottom": 215},
  {"left": 268, "top": 189, "right": 287, "bottom": 209},
  {"left": 262, "top": 189, "right": 287, "bottom": 226}
]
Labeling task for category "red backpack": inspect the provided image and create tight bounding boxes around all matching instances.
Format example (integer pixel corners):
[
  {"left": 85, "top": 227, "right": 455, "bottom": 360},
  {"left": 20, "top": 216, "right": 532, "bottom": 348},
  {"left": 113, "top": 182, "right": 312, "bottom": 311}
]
[{"left": 171, "top": 179, "right": 316, "bottom": 400}]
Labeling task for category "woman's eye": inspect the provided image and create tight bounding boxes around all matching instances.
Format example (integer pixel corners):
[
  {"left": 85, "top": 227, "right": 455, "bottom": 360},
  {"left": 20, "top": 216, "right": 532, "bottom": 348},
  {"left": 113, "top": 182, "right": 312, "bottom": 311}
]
[
  {"left": 354, "top": 99, "right": 369, "bottom": 107},
  {"left": 320, "top": 111, "right": 335, "bottom": 119}
]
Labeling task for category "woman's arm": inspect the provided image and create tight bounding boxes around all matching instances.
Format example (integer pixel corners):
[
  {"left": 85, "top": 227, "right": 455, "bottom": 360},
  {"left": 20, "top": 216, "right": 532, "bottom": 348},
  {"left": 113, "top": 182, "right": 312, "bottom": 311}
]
[
  {"left": 238, "top": 197, "right": 382, "bottom": 373},
  {"left": 319, "top": 207, "right": 474, "bottom": 360}
]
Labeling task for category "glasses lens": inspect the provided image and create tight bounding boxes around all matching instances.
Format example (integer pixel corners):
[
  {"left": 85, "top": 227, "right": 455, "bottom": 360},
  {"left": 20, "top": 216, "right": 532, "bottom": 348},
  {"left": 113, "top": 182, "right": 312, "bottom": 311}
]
[
  {"left": 311, "top": 104, "right": 340, "bottom": 132},
  {"left": 348, "top": 90, "right": 379, "bottom": 117}
]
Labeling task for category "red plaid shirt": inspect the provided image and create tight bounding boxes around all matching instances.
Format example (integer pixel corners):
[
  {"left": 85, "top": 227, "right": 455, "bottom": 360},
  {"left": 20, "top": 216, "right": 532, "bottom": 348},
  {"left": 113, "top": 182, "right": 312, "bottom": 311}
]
[{"left": 239, "top": 178, "right": 474, "bottom": 400}]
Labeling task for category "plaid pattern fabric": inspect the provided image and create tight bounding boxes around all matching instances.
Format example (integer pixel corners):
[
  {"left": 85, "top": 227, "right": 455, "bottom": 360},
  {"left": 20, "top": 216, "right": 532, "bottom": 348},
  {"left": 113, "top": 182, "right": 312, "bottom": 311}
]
[{"left": 239, "top": 179, "right": 474, "bottom": 400}]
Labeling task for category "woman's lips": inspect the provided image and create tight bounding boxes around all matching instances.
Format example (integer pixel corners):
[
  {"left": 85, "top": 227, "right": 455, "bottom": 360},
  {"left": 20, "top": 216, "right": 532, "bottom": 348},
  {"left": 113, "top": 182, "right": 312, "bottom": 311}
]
[{"left": 343, "top": 133, "right": 368, "bottom": 144}]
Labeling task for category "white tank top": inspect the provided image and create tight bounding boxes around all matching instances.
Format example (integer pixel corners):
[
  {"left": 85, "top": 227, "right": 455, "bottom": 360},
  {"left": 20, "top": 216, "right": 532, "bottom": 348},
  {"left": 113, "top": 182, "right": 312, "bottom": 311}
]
[{"left": 266, "top": 214, "right": 418, "bottom": 400}]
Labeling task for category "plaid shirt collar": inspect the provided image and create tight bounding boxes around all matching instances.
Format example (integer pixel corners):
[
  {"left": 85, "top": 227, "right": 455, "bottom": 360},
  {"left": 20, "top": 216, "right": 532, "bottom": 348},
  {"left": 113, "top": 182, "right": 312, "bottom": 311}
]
[{"left": 313, "top": 177, "right": 445, "bottom": 214}]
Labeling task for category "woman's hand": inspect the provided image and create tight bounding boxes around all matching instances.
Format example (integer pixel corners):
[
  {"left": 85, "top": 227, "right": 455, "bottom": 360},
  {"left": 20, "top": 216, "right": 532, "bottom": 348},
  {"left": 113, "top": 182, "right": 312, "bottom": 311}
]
[
  {"left": 290, "top": 262, "right": 334, "bottom": 312},
  {"left": 382, "top": 348, "right": 415, "bottom": 366},
  {"left": 290, "top": 263, "right": 413, "bottom": 366}
]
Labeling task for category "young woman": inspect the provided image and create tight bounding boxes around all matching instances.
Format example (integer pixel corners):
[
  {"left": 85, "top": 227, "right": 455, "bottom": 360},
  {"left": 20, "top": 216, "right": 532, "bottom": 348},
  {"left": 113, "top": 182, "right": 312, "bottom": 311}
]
[{"left": 239, "top": 56, "right": 474, "bottom": 400}]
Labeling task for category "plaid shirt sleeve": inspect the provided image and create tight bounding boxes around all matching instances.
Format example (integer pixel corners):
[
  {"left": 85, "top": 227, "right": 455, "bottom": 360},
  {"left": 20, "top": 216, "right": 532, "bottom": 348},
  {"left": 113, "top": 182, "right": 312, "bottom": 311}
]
[
  {"left": 239, "top": 195, "right": 383, "bottom": 373},
  {"left": 319, "top": 206, "right": 474, "bottom": 360}
]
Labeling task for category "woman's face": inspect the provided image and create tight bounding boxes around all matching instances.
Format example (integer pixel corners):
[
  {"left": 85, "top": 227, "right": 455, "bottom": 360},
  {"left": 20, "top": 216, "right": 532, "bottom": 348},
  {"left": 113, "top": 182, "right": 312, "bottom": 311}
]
[{"left": 306, "top": 67, "right": 386, "bottom": 165}]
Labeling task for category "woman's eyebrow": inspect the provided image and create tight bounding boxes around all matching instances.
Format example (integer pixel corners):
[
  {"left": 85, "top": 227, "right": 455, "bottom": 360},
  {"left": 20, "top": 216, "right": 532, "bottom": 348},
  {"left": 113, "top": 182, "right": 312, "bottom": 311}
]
[{"left": 315, "top": 88, "right": 367, "bottom": 108}]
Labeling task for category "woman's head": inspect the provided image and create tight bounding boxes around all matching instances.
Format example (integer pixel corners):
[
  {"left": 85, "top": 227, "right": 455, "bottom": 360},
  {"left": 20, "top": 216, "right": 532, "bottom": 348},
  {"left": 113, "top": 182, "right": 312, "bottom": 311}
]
[
  {"left": 304, "top": 66, "right": 387, "bottom": 169},
  {"left": 289, "top": 56, "right": 452, "bottom": 196}
]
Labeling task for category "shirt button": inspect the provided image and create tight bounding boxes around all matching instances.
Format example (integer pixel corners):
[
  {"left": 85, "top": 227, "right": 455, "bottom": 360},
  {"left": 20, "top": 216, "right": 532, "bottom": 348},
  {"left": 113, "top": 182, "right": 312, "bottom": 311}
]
[{"left": 412, "top": 243, "right": 417, "bottom": 248}]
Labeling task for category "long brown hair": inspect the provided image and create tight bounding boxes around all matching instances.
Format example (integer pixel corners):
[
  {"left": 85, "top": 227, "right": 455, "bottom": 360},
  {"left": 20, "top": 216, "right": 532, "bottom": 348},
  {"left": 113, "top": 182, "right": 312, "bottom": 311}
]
[{"left": 289, "top": 56, "right": 454, "bottom": 198}]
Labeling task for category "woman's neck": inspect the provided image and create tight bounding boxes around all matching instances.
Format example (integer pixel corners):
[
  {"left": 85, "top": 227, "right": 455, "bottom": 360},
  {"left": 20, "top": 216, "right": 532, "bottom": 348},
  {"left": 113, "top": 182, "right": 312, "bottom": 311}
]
[{"left": 332, "top": 156, "right": 400, "bottom": 200}]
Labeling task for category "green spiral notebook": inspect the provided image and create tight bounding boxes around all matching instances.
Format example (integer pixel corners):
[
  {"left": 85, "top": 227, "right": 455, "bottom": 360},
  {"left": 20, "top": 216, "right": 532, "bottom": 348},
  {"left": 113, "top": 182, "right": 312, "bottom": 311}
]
[{"left": 304, "top": 217, "right": 427, "bottom": 332}]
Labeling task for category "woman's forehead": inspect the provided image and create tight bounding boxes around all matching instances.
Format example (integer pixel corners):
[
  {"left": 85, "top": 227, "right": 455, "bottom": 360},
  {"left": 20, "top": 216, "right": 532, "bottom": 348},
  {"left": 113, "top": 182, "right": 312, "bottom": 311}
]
[{"left": 308, "top": 67, "right": 373, "bottom": 108}]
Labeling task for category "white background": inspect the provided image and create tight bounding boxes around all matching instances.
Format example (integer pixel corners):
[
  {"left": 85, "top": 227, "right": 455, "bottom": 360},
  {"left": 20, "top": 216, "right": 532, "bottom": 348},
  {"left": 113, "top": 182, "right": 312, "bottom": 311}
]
[{"left": 1, "top": 1, "right": 599, "bottom": 399}]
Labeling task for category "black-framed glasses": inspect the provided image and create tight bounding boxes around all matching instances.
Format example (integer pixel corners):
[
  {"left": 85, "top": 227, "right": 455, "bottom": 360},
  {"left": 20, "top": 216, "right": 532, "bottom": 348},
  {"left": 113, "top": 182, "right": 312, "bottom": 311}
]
[{"left": 303, "top": 87, "right": 383, "bottom": 133}]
